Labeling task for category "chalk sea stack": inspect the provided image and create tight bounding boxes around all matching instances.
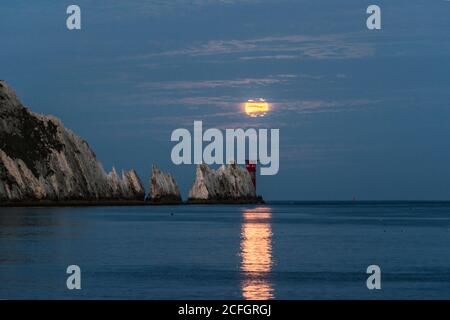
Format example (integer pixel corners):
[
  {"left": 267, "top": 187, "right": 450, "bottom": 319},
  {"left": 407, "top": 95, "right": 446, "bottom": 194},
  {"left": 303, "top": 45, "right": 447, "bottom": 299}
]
[
  {"left": 146, "top": 165, "right": 182, "bottom": 204},
  {"left": 188, "top": 163, "right": 264, "bottom": 204},
  {"left": 0, "top": 80, "right": 145, "bottom": 204}
]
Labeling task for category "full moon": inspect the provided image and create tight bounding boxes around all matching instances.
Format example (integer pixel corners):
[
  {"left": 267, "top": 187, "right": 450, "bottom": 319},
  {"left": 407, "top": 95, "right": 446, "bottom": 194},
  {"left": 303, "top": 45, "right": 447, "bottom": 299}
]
[{"left": 244, "top": 98, "right": 270, "bottom": 117}]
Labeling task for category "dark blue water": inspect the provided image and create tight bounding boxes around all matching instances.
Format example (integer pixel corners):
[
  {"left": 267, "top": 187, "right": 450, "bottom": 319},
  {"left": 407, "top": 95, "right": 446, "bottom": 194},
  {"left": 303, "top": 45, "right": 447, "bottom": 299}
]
[{"left": 0, "top": 203, "right": 449, "bottom": 299}]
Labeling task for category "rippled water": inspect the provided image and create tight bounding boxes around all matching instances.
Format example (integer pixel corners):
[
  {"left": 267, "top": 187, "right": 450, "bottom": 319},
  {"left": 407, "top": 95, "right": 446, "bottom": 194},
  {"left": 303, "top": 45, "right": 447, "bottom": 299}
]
[{"left": 0, "top": 203, "right": 449, "bottom": 299}]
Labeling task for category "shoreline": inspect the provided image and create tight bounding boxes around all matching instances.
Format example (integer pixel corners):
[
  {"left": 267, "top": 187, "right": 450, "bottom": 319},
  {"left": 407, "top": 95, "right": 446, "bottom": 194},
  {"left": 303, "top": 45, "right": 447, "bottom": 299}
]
[
  {"left": 0, "top": 198, "right": 264, "bottom": 207},
  {"left": 3, "top": 200, "right": 448, "bottom": 208}
]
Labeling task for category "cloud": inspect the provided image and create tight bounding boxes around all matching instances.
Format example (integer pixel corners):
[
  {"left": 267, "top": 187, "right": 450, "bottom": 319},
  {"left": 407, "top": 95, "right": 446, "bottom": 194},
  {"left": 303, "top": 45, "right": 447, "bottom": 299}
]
[
  {"left": 239, "top": 55, "right": 299, "bottom": 61},
  {"left": 94, "top": 73, "right": 297, "bottom": 108},
  {"left": 155, "top": 96, "right": 240, "bottom": 108},
  {"left": 102, "top": 96, "right": 379, "bottom": 128},
  {"left": 128, "top": 32, "right": 374, "bottom": 61},
  {"left": 138, "top": 74, "right": 296, "bottom": 90},
  {"left": 274, "top": 99, "right": 379, "bottom": 114}
]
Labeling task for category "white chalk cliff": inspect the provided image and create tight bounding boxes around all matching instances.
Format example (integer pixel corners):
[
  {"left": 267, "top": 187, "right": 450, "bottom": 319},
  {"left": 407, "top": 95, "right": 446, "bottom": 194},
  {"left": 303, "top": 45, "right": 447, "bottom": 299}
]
[
  {"left": 188, "top": 163, "right": 260, "bottom": 203},
  {"left": 0, "top": 80, "right": 145, "bottom": 202},
  {"left": 147, "top": 165, "right": 181, "bottom": 203}
]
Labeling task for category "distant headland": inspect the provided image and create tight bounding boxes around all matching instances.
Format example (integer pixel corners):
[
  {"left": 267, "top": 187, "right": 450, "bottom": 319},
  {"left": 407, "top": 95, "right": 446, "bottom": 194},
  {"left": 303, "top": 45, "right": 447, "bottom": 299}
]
[{"left": 0, "top": 80, "right": 263, "bottom": 207}]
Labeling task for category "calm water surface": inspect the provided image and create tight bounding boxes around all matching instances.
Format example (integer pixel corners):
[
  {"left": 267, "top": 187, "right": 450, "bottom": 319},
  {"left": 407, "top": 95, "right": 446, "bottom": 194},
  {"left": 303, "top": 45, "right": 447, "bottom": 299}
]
[{"left": 0, "top": 203, "right": 449, "bottom": 299}]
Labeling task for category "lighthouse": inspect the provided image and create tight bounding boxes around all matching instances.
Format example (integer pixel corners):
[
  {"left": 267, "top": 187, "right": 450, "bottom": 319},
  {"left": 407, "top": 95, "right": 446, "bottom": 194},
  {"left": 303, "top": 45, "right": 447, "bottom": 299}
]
[{"left": 245, "top": 160, "right": 257, "bottom": 188}]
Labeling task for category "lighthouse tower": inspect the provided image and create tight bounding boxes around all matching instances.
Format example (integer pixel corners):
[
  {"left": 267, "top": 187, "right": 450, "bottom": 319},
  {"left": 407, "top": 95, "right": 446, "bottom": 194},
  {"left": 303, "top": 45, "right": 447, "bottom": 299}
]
[{"left": 245, "top": 160, "right": 257, "bottom": 189}]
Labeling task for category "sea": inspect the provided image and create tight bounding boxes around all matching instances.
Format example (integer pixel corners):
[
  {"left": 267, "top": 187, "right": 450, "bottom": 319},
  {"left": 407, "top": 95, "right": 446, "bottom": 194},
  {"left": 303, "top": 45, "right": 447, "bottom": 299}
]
[{"left": 0, "top": 202, "right": 449, "bottom": 300}]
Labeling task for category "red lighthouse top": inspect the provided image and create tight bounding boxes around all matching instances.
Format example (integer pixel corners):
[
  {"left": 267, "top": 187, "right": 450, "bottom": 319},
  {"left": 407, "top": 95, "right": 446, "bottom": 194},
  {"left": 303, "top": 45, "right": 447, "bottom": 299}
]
[{"left": 245, "top": 160, "right": 257, "bottom": 188}]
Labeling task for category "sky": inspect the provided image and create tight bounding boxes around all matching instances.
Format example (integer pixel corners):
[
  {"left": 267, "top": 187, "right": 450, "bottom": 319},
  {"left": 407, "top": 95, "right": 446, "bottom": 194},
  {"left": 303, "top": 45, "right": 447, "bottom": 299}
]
[{"left": 1, "top": 0, "right": 450, "bottom": 200}]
